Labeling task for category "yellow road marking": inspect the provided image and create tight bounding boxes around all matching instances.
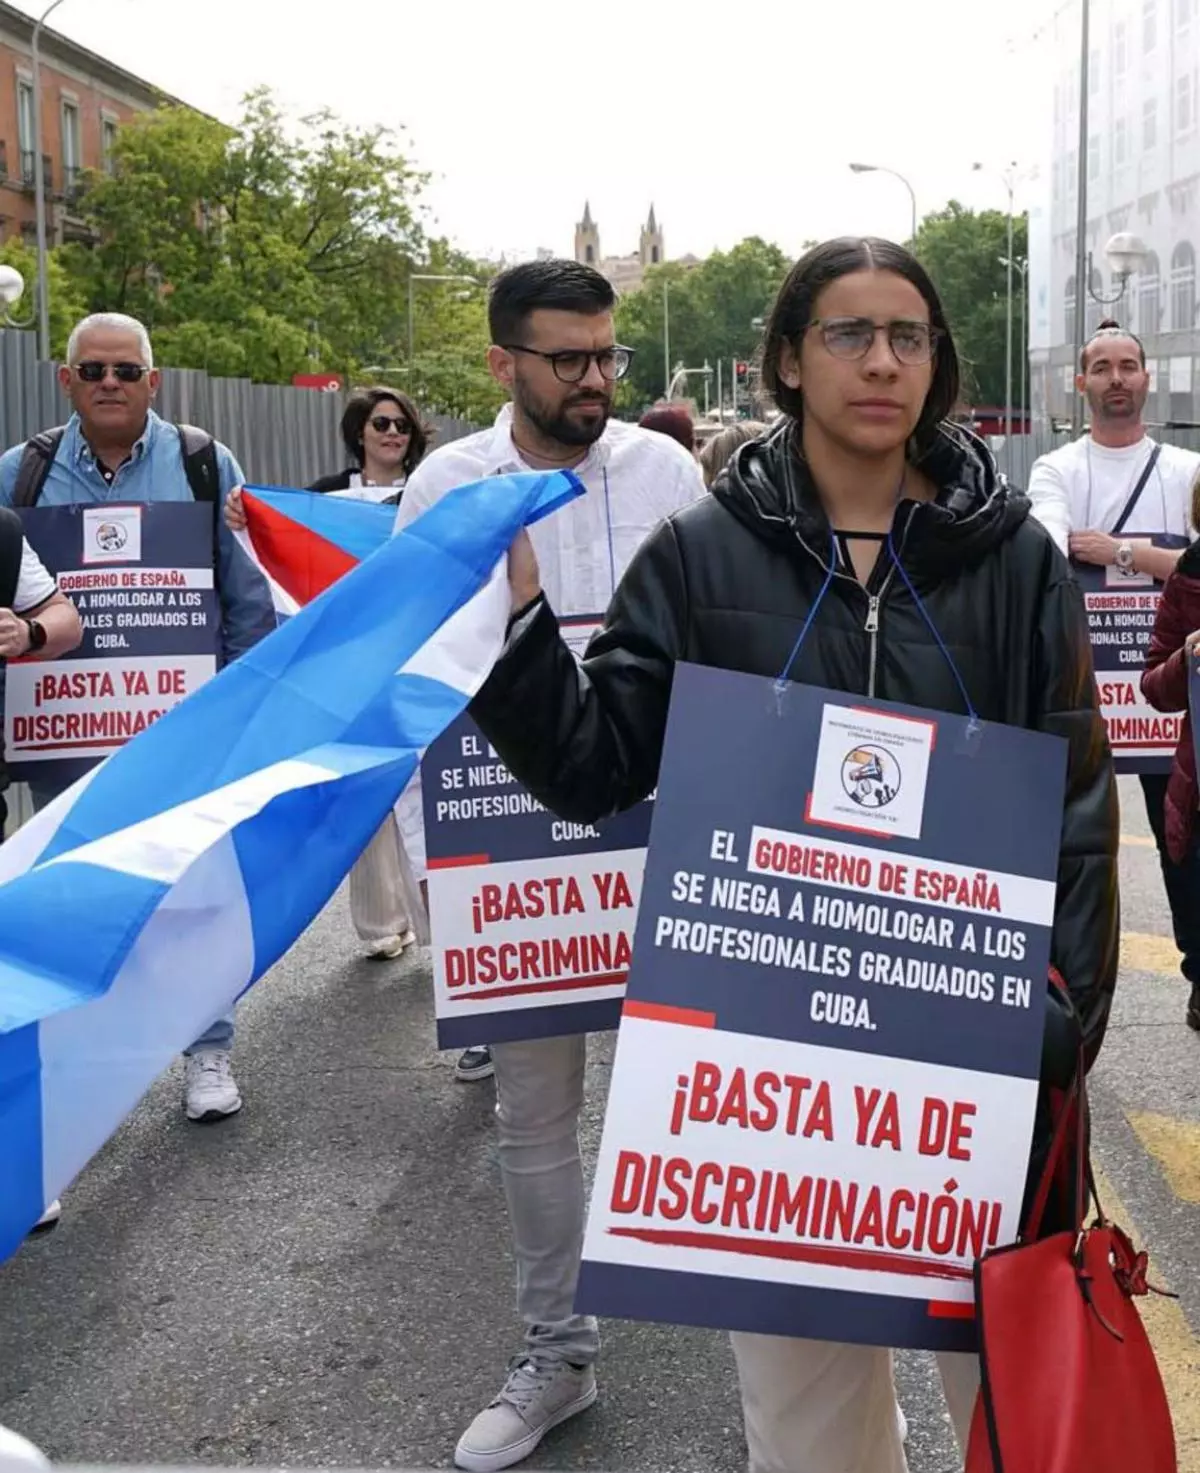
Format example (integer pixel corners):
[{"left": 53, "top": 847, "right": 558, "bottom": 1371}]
[
  {"left": 1122, "top": 931, "right": 1182, "bottom": 974},
  {"left": 1128, "top": 1113, "right": 1200, "bottom": 1204},
  {"left": 1094, "top": 1164, "right": 1200, "bottom": 1470},
  {"left": 1122, "top": 833, "right": 1157, "bottom": 848}
]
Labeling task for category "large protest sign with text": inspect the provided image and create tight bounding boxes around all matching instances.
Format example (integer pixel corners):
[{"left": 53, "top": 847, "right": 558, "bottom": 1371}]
[
  {"left": 577, "top": 665, "right": 1066, "bottom": 1353},
  {"left": 1076, "top": 540, "right": 1187, "bottom": 774},
  {"left": 423, "top": 615, "right": 651, "bottom": 1048},
  {"left": 6, "top": 503, "right": 219, "bottom": 781}
]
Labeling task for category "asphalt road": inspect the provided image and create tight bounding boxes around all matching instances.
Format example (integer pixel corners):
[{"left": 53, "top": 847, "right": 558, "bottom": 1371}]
[{"left": 1, "top": 777, "right": 1198, "bottom": 1472}]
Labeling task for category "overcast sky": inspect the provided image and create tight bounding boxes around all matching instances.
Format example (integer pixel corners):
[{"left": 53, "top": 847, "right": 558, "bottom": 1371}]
[{"left": 13, "top": 0, "right": 1066, "bottom": 263}]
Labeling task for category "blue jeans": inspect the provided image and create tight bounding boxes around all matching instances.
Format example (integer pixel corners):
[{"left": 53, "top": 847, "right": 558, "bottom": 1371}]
[{"left": 27, "top": 776, "right": 235, "bottom": 1054}]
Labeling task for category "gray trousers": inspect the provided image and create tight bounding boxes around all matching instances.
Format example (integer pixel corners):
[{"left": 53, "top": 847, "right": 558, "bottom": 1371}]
[{"left": 492, "top": 1032, "right": 599, "bottom": 1364}]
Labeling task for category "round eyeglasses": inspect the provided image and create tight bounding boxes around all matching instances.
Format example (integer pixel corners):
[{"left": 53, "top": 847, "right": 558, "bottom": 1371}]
[
  {"left": 502, "top": 344, "right": 635, "bottom": 384},
  {"left": 808, "top": 317, "right": 941, "bottom": 367}
]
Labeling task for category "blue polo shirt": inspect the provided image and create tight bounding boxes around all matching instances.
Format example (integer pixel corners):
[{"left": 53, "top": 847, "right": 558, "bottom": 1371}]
[{"left": 0, "top": 410, "right": 274, "bottom": 663}]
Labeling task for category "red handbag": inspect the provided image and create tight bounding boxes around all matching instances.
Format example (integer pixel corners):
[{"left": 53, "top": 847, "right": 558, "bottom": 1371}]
[{"left": 964, "top": 1035, "right": 1176, "bottom": 1473}]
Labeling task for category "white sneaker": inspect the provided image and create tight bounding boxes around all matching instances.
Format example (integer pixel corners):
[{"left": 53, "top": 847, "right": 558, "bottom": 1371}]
[
  {"left": 29, "top": 1200, "right": 61, "bottom": 1235},
  {"left": 897, "top": 1404, "right": 908, "bottom": 1443},
  {"left": 455, "top": 1356, "right": 597, "bottom": 1472},
  {"left": 184, "top": 1050, "right": 242, "bottom": 1122},
  {"left": 364, "top": 928, "right": 416, "bottom": 959}
]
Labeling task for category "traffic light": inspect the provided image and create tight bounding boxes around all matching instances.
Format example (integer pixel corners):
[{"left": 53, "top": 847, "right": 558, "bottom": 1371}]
[{"left": 735, "top": 361, "right": 749, "bottom": 383}]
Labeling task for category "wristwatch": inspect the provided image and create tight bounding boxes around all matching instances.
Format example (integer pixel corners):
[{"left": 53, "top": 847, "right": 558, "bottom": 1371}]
[
  {"left": 1115, "top": 540, "right": 1136, "bottom": 573},
  {"left": 22, "top": 617, "right": 47, "bottom": 653}
]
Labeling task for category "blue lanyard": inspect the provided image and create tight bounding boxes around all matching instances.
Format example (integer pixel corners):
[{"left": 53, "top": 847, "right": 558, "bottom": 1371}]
[
  {"left": 603, "top": 467, "right": 617, "bottom": 600},
  {"left": 775, "top": 508, "right": 979, "bottom": 724}
]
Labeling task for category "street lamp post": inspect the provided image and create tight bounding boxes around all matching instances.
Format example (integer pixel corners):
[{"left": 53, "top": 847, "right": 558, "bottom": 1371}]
[
  {"left": 0, "top": 264, "right": 35, "bottom": 329},
  {"left": 407, "top": 273, "right": 480, "bottom": 367},
  {"left": 1000, "top": 254, "right": 1029, "bottom": 437},
  {"left": 849, "top": 162, "right": 917, "bottom": 243},
  {"left": 975, "top": 161, "right": 1019, "bottom": 447},
  {"left": 662, "top": 278, "right": 671, "bottom": 399},
  {"left": 1071, "top": 0, "right": 1092, "bottom": 435},
  {"left": 31, "top": 0, "right": 67, "bottom": 360}
]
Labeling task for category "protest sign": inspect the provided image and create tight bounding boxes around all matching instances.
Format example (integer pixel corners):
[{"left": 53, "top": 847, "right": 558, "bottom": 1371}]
[
  {"left": 7, "top": 503, "right": 219, "bottom": 782},
  {"left": 424, "top": 615, "right": 651, "bottom": 1048},
  {"left": 1075, "top": 539, "right": 1188, "bottom": 774},
  {"left": 577, "top": 664, "right": 1067, "bottom": 1353}
]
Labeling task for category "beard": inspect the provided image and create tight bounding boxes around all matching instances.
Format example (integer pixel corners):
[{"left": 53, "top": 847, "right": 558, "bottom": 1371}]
[
  {"left": 515, "top": 378, "right": 612, "bottom": 448},
  {"left": 1088, "top": 385, "right": 1147, "bottom": 423}
]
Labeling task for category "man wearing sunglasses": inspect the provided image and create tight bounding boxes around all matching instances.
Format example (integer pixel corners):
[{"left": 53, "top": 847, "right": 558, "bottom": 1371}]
[
  {"left": 393, "top": 259, "right": 704, "bottom": 1472},
  {"left": 0, "top": 311, "right": 273, "bottom": 1126}
]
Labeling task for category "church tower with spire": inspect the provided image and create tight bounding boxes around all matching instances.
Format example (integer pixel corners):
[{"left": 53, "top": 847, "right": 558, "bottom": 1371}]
[
  {"left": 574, "top": 202, "right": 601, "bottom": 267},
  {"left": 639, "top": 205, "right": 664, "bottom": 268}
]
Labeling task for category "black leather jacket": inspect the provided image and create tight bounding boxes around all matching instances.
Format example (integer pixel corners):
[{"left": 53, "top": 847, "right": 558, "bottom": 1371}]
[{"left": 473, "top": 419, "right": 1119, "bottom": 1081}]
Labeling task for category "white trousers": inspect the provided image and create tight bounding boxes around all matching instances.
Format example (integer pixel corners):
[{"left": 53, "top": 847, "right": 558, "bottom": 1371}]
[
  {"left": 348, "top": 815, "right": 429, "bottom": 944},
  {"left": 731, "top": 1333, "right": 978, "bottom": 1473}
]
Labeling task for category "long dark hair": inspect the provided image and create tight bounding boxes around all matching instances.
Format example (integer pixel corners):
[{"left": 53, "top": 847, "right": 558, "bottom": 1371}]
[
  {"left": 760, "top": 237, "right": 960, "bottom": 461},
  {"left": 341, "top": 386, "right": 428, "bottom": 477}
]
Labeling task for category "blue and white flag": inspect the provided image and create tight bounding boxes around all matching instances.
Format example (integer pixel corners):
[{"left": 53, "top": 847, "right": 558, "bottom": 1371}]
[{"left": 0, "top": 469, "right": 581, "bottom": 1261}]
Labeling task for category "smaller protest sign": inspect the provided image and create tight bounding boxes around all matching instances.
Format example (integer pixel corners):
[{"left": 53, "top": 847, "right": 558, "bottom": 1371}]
[
  {"left": 424, "top": 615, "right": 652, "bottom": 1047},
  {"left": 7, "top": 502, "right": 219, "bottom": 781},
  {"left": 1076, "top": 541, "right": 1188, "bottom": 773}
]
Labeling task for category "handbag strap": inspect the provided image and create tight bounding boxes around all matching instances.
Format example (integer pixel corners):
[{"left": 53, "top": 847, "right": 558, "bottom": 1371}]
[
  {"left": 1110, "top": 443, "right": 1162, "bottom": 536},
  {"left": 1024, "top": 969, "right": 1089, "bottom": 1240}
]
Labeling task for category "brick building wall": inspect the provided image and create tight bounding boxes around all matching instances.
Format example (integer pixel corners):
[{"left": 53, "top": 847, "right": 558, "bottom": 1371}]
[{"left": 0, "top": 0, "right": 186, "bottom": 246}]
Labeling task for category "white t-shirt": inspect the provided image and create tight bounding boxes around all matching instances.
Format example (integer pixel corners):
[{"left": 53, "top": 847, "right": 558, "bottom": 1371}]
[
  {"left": 392, "top": 404, "right": 706, "bottom": 875},
  {"left": 1026, "top": 435, "right": 1200, "bottom": 556},
  {"left": 11, "top": 540, "right": 56, "bottom": 615},
  {"left": 331, "top": 472, "right": 405, "bottom": 505}
]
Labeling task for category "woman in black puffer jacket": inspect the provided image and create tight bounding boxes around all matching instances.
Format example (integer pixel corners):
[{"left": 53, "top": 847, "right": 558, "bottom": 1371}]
[{"left": 470, "top": 238, "right": 1119, "bottom": 1473}]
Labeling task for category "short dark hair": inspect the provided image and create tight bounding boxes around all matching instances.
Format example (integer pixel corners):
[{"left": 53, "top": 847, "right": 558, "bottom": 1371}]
[
  {"left": 341, "top": 386, "right": 428, "bottom": 476},
  {"left": 760, "top": 237, "right": 961, "bottom": 462},
  {"left": 488, "top": 259, "right": 616, "bottom": 345},
  {"left": 1080, "top": 318, "right": 1146, "bottom": 371},
  {"left": 638, "top": 403, "right": 695, "bottom": 453}
]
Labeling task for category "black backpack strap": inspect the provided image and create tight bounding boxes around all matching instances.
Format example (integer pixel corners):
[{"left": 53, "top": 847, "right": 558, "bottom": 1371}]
[
  {"left": 11, "top": 428, "right": 67, "bottom": 508},
  {"left": 1111, "top": 444, "right": 1163, "bottom": 537},
  {"left": 0, "top": 507, "right": 24, "bottom": 611},
  {"left": 175, "top": 423, "right": 223, "bottom": 586},
  {"left": 176, "top": 424, "right": 220, "bottom": 503}
]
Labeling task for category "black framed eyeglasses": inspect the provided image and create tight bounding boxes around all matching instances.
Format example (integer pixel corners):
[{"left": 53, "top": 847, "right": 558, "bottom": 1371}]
[
  {"left": 73, "top": 361, "right": 150, "bottom": 383},
  {"left": 502, "top": 344, "right": 634, "bottom": 384},
  {"left": 808, "top": 318, "right": 942, "bottom": 367},
  {"left": 370, "top": 414, "right": 413, "bottom": 434}
]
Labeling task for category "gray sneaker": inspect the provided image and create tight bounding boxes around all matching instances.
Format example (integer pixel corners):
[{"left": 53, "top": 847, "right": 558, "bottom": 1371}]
[{"left": 454, "top": 1355, "right": 597, "bottom": 1472}]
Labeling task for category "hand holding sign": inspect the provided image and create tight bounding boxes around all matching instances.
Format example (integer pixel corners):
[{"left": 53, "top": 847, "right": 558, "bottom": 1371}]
[
  {"left": 0, "top": 609, "right": 31, "bottom": 659},
  {"left": 1069, "top": 529, "right": 1119, "bottom": 566}
]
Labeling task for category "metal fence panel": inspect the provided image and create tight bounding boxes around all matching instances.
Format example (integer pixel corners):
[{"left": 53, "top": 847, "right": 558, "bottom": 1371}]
[
  {"left": 993, "top": 425, "right": 1200, "bottom": 488},
  {"left": 0, "top": 329, "right": 475, "bottom": 485}
]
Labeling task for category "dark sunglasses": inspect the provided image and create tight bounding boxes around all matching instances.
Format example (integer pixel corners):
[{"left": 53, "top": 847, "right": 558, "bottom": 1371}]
[
  {"left": 501, "top": 344, "right": 634, "bottom": 384},
  {"left": 370, "top": 414, "right": 413, "bottom": 434},
  {"left": 73, "top": 361, "right": 150, "bottom": 383}
]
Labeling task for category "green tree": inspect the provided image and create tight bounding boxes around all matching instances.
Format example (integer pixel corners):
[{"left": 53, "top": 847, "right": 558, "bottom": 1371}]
[
  {"left": 401, "top": 240, "right": 506, "bottom": 424},
  {"left": 911, "top": 202, "right": 1028, "bottom": 408},
  {"left": 615, "top": 238, "right": 791, "bottom": 412},
  {"left": 0, "top": 237, "right": 89, "bottom": 359},
  {"left": 60, "top": 91, "right": 431, "bottom": 386}
]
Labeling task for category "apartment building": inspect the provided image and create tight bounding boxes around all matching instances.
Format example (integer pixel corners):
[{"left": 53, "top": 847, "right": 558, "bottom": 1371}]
[{"left": 1029, "top": 0, "right": 1200, "bottom": 425}]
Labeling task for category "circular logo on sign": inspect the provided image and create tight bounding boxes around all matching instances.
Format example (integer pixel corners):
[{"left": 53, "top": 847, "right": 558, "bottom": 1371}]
[
  {"left": 841, "top": 745, "right": 901, "bottom": 810},
  {"left": 95, "top": 522, "right": 127, "bottom": 552}
]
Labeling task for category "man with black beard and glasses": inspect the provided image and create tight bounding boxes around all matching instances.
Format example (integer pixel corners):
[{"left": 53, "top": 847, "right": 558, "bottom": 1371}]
[{"left": 394, "top": 259, "right": 703, "bottom": 1471}]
